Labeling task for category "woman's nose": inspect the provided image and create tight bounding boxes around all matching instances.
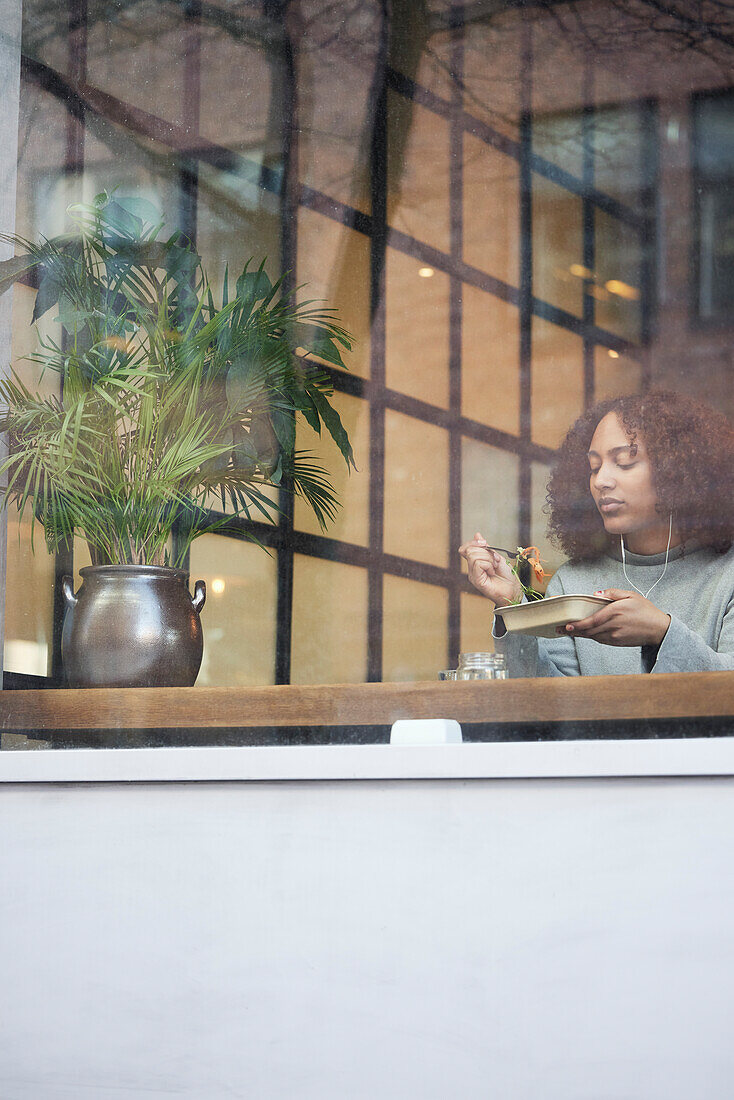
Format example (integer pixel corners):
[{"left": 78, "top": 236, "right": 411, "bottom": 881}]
[{"left": 593, "top": 465, "right": 616, "bottom": 491}]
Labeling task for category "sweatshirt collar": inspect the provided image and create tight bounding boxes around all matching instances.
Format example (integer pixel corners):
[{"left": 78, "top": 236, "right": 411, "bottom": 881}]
[{"left": 605, "top": 541, "right": 691, "bottom": 568}]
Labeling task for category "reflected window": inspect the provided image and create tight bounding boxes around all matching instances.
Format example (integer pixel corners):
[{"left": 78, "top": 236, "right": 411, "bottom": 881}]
[{"left": 693, "top": 89, "right": 734, "bottom": 325}]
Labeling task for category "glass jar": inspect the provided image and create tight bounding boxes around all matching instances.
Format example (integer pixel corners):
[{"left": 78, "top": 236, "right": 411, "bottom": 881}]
[{"left": 456, "top": 652, "right": 508, "bottom": 680}]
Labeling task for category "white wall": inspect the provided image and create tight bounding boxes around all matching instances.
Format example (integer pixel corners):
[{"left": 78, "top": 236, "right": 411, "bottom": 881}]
[{"left": 1, "top": 772, "right": 733, "bottom": 1099}]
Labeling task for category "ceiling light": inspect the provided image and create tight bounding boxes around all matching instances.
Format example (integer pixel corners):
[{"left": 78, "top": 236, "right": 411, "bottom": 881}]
[
  {"left": 608, "top": 349, "right": 620, "bottom": 359},
  {"left": 211, "top": 578, "right": 226, "bottom": 595},
  {"left": 569, "top": 264, "right": 594, "bottom": 279},
  {"left": 418, "top": 267, "right": 434, "bottom": 278},
  {"left": 605, "top": 280, "right": 640, "bottom": 301}
]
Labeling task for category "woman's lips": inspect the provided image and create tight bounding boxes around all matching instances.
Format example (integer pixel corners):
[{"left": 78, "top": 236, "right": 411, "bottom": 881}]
[{"left": 599, "top": 499, "right": 623, "bottom": 514}]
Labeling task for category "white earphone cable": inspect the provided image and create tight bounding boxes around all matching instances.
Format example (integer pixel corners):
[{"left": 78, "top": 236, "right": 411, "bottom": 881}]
[{"left": 620, "top": 513, "right": 673, "bottom": 600}]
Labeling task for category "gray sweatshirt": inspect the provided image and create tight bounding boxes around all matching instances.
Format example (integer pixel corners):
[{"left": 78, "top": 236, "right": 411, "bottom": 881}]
[{"left": 493, "top": 543, "right": 734, "bottom": 677}]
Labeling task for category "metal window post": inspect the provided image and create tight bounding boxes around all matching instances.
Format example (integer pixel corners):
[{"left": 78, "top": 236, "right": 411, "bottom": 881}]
[{"left": 0, "top": 0, "right": 23, "bottom": 692}]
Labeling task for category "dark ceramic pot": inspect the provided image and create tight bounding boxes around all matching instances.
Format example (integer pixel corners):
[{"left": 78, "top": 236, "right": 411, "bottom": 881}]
[{"left": 61, "top": 565, "right": 207, "bottom": 688}]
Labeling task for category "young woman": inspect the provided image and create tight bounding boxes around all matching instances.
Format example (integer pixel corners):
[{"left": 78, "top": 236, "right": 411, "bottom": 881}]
[{"left": 459, "top": 391, "right": 734, "bottom": 676}]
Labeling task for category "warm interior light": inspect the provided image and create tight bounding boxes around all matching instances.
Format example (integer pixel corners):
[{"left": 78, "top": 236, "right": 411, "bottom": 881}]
[
  {"left": 605, "top": 279, "right": 640, "bottom": 301},
  {"left": 588, "top": 285, "right": 610, "bottom": 302},
  {"left": 418, "top": 267, "right": 435, "bottom": 278},
  {"left": 568, "top": 264, "right": 594, "bottom": 279},
  {"left": 211, "top": 578, "right": 226, "bottom": 595},
  {"left": 608, "top": 349, "right": 620, "bottom": 359}
]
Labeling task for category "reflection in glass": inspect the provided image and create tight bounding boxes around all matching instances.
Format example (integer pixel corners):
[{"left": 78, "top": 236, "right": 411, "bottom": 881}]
[
  {"left": 10, "top": 0, "right": 734, "bottom": 694},
  {"left": 533, "top": 113, "right": 584, "bottom": 180},
  {"left": 462, "top": 439, "right": 519, "bottom": 557},
  {"left": 85, "top": 0, "right": 188, "bottom": 128},
  {"left": 594, "top": 210, "right": 642, "bottom": 343},
  {"left": 463, "top": 17, "right": 522, "bottom": 138},
  {"left": 190, "top": 535, "right": 277, "bottom": 688},
  {"left": 383, "top": 410, "right": 449, "bottom": 568},
  {"left": 4, "top": 513, "right": 54, "bottom": 677},
  {"left": 531, "top": 318, "right": 584, "bottom": 450},
  {"left": 382, "top": 574, "right": 448, "bottom": 682},
  {"left": 462, "top": 285, "right": 520, "bottom": 436},
  {"left": 388, "top": 92, "right": 450, "bottom": 255},
  {"left": 694, "top": 90, "right": 734, "bottom": 323},
  {"left": 594, "top": 346, "right": 642, "bottom": 405},
  {"left": 386, "top": 248, "right": 450, "bottom": 409},
  {"left": 532, "top": 176, "right": 583, "bottom": 317},
  {"left": 389, "top": 2, "right": 455, "bottom": 100},
  {"left": 294, "top": 392, "right": 370, "bottom": 547},
  {"left": 593, "top": 105, "right": 643, "bottom": 211},
  {"left": 297, "top": 207, "right": 371, "bottom": 378},
  {"left": 463, "top": 134, "right": 519, "bottom": 285},
  {"left": 291, "top": 556, "right": 368, "bottom": 685}
]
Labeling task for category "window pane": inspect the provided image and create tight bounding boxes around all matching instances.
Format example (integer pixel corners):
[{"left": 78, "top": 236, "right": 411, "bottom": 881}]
[
  {"left": 533, "top": 113, "right": 584, "bottom": 181},
  {"left": 291, "top": 557, "right": 367, "bottom": 684},
  {"left": 531, "top": 318, "right": 584, "bottom": 449},
  {"left": 594, "top": 210, "right": 642, "bottom": 343},
  {"left": 294, "top": 391, "right": 370, "bottom": 547},
  {"left": 382, "top": 575, "right": 448, "bottom": 682},
  {"left": 463, "top": 135, "right": 519, "bottom": 285},
  {"left": 389, "top": 7, "right": 455, "bottom": 100},
  {"left": 388, "top": 93, "right": 450, "bottom": 255},
  {"left": 189, "top": 535, "right": 278, "bottom": 687},
  {"left": 4, "top": 514, "right": 54, "bottom": 677},
  {"left": 383, "top": 410, "right": 449, "bottom": 568},
  {"left": 74, "top": 538, "right": 93, "bottom": 587},
  {"left": 463, "top": 18, "right": 521, "bottom": 139},
  {"left": 531, "top": 13, "right": 585, "bottom": 151},
  {"left": 386, "top": 247, "right": 450, "bottom": 409},
  {"left": 297, "top": 14, "right": 375, "bottom": 214},
  {"left": 532, "top": 177, "right": 583, "bottom": 317},
  {"left": 461, "top": 438, "right": 519, "bottom": 556},
  {"left": 85, "top": 1, "right": 186, "bottom": 126},
  {"left": 199, "top": 11, "right": 277, "bottom": 155},
  {"left": 462, "top": 285, "right": 520, "bottom": 435},
  {"left": 593, "top": 106, "right": 643, "bottom": 211},
  {"left": 594, "top": 346, "right": 642, "bottom": 404},
  {"left": 195, "top": 161, "right": 281, "bottom": 293},
  {"left": 297, "top": 208, "right": 371, "bottom": 378}
]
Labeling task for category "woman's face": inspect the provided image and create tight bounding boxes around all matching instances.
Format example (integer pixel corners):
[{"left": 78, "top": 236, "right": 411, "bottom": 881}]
[{"left": 587, "top": 412, "right": 663, "bottom": 548}]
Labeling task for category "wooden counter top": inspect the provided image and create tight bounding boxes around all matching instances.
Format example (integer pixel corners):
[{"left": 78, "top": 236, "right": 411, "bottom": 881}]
[{"left": 2, "top": 670, "right": 734, "bottom": 734}]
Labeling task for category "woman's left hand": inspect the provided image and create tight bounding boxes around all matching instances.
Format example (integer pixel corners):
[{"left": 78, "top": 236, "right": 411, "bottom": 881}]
[{"left": 559, "top": 588, "right": 671, "bottom": 647}]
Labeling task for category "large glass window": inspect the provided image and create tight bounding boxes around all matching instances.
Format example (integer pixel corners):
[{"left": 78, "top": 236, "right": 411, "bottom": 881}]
[{"left": 6, "top": 0, "right": 734, "bottom": 691}]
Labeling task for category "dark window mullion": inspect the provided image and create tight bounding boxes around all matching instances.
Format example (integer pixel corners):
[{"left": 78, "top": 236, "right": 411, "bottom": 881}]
[
  {"left": 275, "top": 0, "right": 297, "bottom": 684},
  {"left": 448, "top": 3, "right": 465, "bottom": 668},
  {"left": 640, "top": 98, "right": 658, "bottom": 388},
  {"left": 518, "top": 20, "right": 533, "bottom": 550},
  {"left": 367, "top": 19, "right": 388, "bottom": 683},
  {"left": 582, "top": 59, "right": 596, "bottom": 410}
]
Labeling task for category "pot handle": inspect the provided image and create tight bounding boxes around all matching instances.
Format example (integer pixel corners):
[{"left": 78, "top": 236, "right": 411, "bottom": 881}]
[
  {"left": 192, "top": 579, "right": 206, "bottom": 613},
  {"left": 61, "top": 575, "right": 78, "bottom": 608}
]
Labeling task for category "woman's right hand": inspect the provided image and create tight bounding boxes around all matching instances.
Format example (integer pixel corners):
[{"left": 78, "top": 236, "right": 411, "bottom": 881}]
[{"left": 458, "top": 532, "right": 523, "bottom": 607}]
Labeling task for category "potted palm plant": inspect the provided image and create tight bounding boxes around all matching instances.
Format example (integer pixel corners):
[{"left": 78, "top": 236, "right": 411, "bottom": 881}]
[{"left": 0, "top": 193, "right": 355, "bottom": 687}]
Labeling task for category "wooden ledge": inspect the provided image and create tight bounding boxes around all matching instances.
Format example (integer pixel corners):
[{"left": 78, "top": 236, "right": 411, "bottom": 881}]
[{"left": 1, "top": 671, "right": 734, "bottom": 732}]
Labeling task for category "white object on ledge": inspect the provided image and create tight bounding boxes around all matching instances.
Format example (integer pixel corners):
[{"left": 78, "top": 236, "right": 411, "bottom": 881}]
[{"left": 390, "top": 719, "right": 463, "bottom": 745}]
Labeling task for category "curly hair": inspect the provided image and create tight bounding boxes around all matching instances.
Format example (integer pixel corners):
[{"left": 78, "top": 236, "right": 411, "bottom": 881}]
[{"left": 546, "top": 390, "right": 734, "bottom": 563}]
